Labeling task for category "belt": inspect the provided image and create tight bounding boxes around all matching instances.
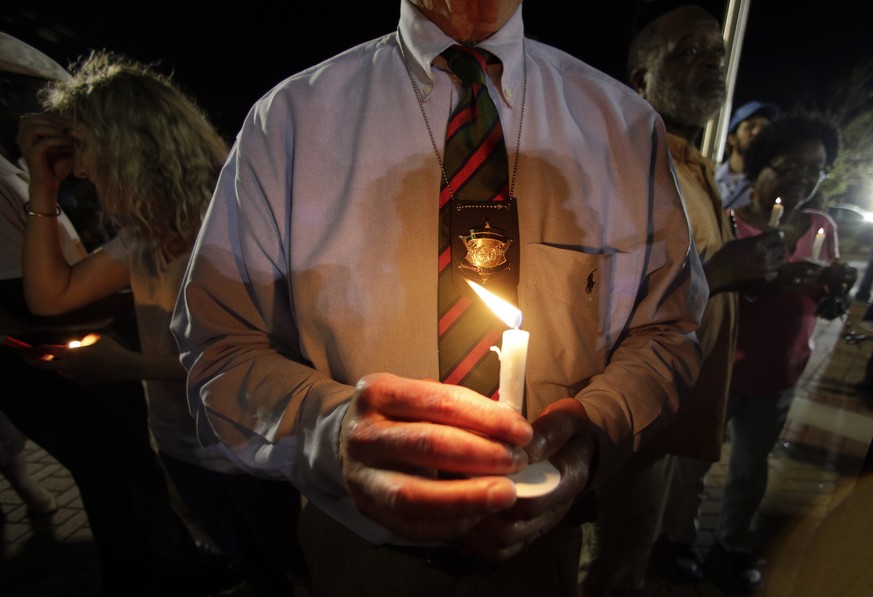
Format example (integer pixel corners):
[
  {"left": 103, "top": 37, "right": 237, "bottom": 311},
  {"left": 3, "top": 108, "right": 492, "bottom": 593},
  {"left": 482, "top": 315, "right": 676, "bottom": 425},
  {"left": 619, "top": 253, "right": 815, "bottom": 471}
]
[{"left": 381, "top": 542, "right": 498, "bottom": 576}]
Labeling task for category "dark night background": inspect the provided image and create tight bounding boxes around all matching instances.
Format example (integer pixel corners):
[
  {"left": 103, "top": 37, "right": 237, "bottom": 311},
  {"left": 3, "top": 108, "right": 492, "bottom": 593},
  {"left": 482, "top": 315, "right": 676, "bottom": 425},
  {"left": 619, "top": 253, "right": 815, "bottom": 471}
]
[{"left": 3, "top": 1, "right": 872, "bottom": 143}]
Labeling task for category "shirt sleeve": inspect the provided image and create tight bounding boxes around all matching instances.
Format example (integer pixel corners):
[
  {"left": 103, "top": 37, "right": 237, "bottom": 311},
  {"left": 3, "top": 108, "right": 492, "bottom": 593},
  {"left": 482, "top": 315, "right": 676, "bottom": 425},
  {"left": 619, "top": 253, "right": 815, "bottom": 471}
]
[
  {"left": 574, "top": 118, "right": 707, "bottom": 483},
  {"left": 171, "top": 99, "right": 355, "bottom": 501}
]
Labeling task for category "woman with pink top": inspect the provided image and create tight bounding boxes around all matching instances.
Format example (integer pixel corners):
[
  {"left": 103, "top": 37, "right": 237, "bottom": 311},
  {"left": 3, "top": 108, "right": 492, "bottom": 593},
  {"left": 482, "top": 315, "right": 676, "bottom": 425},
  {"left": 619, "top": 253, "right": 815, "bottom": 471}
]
[{"left": 717, "top": 114, "right": 856, "bottom": 592}]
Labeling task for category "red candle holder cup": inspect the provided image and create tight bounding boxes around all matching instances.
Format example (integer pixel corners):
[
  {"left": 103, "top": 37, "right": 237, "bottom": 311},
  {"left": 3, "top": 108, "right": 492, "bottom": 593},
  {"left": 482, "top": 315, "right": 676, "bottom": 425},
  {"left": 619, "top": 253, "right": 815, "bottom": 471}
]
[{"left": 2, "top": 336, "right": 62, "bottom": 361}]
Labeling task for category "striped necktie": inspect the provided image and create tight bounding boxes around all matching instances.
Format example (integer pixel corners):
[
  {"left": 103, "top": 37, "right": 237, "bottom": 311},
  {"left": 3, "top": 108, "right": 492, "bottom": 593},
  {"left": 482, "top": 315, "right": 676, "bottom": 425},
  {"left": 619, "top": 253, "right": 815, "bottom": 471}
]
[{"left": 437, "top": 45, "right": 510, "bottom": 398}]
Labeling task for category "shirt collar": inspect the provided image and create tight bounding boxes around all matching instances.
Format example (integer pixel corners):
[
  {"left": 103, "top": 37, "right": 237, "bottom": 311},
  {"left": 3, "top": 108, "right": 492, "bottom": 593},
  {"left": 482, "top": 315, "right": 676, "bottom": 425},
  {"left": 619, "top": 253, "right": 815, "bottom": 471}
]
[
  {"left": 667, "top": 133, "right": 714, "bottom": 174},
  {"left": 397, "top": 0, "right": 524, "bottom": 106}
]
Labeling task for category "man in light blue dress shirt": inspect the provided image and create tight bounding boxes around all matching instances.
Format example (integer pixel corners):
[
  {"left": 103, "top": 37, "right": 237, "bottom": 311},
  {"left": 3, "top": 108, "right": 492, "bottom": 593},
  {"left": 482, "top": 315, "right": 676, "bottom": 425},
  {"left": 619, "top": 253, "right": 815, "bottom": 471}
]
[{"left": 173, "top": 1, "right": 707, "bottom": 593}]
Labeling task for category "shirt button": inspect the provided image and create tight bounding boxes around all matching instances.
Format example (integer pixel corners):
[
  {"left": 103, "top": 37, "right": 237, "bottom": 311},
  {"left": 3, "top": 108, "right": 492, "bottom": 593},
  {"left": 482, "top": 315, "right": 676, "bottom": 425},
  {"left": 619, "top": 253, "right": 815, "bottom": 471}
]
[
  {"left": 423, "top": 85, "right": 433, "bottom": 94},
  {"left": 504, "top": 87, "right": 512, "bottom": 99}
]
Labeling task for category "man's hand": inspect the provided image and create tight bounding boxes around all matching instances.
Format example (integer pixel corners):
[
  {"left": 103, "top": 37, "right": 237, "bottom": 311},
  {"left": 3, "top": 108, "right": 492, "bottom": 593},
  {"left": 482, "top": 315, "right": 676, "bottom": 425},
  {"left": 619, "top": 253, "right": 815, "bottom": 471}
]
[
  {"left": 762, "top": 261, "right": 825, "bottom": 293},
  {"left": 704, "top": 230, "right": 786, "bottom": 294},
  {"left": 461, "top": 398, "right": 596, "bottom": 561},
  {"left": 341, "top": 373, "right": 533, "bottom": 543},
  {"left": 818, "top": 261, "right": 858, "bottom": 295}
]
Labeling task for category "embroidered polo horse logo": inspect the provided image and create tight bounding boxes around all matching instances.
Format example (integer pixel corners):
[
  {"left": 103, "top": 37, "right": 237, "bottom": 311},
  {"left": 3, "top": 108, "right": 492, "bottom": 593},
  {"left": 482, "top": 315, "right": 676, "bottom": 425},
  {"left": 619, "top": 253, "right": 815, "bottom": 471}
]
[{"left": 585, "top": 268, "right": 597, "bottom": 295}]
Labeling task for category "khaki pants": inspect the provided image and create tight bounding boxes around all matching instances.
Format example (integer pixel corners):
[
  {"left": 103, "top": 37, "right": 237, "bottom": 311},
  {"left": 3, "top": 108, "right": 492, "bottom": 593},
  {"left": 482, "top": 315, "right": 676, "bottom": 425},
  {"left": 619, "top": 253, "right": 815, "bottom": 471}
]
[
  {"left": 299, "top": 502, "right": 582, "bottom": 597},
  {"left": 581, "top": 452, "right": 674, "bottom": 595}
]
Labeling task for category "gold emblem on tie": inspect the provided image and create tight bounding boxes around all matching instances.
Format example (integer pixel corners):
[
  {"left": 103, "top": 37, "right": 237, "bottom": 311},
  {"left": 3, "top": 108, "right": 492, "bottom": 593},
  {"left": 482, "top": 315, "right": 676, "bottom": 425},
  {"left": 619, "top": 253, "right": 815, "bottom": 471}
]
[{"left": 459, "top": 222, "right": 512, "bottom": 284}]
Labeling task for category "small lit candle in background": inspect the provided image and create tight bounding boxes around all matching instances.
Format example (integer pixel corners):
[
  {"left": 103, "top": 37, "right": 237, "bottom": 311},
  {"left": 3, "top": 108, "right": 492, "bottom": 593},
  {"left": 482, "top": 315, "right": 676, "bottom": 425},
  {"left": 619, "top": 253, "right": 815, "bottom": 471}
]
[
  {"left": 811, "top": 227, "right": 826, "bottom": 262},
  {"left": 768, "top": 197, "right": 784, "bottom": 227},
  {"left": 48, "top": 333, "right": 101, "bottom": 360},
  {"left": 67, "top": 333, "right": 100, "bottom": 349},
  {"left": 1, "top": 333, "right": 100, "bottom": 361},
  {"left": 466, "top": 280, "right": 529, "bottom": 412}
]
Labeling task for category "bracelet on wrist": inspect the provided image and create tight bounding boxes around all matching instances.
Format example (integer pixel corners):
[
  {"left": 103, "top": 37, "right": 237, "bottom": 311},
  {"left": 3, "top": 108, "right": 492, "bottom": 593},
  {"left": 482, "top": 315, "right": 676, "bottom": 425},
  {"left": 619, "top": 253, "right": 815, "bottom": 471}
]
[{"left": 23, "top": 202, "right": 61, "bottom": 218}]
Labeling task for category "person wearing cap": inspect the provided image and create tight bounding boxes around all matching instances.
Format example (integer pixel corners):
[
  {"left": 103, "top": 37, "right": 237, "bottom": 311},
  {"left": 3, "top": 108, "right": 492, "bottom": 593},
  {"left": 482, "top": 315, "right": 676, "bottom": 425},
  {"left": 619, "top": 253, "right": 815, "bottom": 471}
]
[
  {"left": 717, "top": 100, "right": 779, "bottom": 209},
  {"left": 0, "top": 32, "right": 241, "bottom": 595}
]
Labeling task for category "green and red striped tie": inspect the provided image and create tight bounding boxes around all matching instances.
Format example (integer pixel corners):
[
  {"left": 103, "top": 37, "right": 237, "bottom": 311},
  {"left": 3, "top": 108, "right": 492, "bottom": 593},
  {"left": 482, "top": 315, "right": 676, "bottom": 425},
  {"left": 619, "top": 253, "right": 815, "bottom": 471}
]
[{"left": 438, "top": 45, "right": 509, "bottom": 398}]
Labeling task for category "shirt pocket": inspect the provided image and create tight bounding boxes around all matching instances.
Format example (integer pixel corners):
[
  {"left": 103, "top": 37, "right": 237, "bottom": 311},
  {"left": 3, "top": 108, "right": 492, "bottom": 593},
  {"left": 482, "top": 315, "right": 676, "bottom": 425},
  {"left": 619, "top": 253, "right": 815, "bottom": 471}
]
[{"left": 521, "top": 243, "right": 643, "bottom": 398}]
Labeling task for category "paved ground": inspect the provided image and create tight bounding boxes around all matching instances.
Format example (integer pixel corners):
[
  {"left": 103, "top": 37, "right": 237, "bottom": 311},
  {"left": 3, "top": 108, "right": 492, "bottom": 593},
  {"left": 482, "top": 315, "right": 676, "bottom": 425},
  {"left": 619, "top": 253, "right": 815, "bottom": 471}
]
[
  {"left": 2, "top": 258, "right": 872, "bottom": 596},
  {"left": 624, "top": 293, "right": 873, "bottom": 597}
]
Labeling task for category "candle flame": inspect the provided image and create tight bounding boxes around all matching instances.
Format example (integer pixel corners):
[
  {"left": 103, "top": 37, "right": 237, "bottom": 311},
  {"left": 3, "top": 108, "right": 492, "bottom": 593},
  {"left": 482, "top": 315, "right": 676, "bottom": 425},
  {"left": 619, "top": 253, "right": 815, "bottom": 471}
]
[
  {"left": 775, "top": 197, "right": 782, "bottom": 206},
  {"left": 67, "top": 333, "right": 101, "bottom": 349},
  {"left": 465, "top": 280, "right": 522, "bottom": 328},
  {"left": 817, "top": 227, "right": 825, "bottom": 235}
]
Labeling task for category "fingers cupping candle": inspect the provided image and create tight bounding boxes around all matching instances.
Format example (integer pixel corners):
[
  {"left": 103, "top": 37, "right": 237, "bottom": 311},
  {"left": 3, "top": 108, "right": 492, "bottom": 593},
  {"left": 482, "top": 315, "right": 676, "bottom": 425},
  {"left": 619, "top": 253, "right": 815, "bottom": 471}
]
[{"left": 466, "top": 280, "right": 529, "bottom": 411}]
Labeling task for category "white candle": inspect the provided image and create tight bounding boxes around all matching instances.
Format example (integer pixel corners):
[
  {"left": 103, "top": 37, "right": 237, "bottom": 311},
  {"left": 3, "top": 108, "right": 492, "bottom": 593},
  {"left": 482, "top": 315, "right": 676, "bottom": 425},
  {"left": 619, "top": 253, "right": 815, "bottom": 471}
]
[
  {"left": 464, "top": 280, "right": 561, "bottom": 497},
  {"left": 466, "top": 280, "right": 529, "bottom": 411},
  {"left": 491, "top": 328, "right": 530, "bottom": 412},
  {"left": 811, "top": 228, "right": 825, "bottom": 262},
  {"left": 768, "top": 197, "right": 784, "bottom": 227}
]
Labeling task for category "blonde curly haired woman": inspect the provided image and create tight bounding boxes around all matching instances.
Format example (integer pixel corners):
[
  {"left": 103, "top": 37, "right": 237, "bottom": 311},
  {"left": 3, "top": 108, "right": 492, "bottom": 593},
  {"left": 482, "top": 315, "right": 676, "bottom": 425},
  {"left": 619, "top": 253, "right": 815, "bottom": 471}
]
[{"left": 18, "top": 51, "right": 305, "bottom": 595}]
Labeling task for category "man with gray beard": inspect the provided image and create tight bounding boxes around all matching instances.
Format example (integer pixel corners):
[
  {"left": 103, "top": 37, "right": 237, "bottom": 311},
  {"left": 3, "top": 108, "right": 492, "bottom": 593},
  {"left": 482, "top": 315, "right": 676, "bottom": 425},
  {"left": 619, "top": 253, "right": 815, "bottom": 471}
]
[{"left": 581, "top": 6, "right": 785, "bottom": 595}]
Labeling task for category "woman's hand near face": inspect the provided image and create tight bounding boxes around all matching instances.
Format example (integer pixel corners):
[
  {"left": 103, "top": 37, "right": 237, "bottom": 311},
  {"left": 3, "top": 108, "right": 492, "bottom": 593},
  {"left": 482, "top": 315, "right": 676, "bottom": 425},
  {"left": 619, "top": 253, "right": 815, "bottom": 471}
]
[{"left": 16, "top": 114, "right": 75, "bottom": 203}]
